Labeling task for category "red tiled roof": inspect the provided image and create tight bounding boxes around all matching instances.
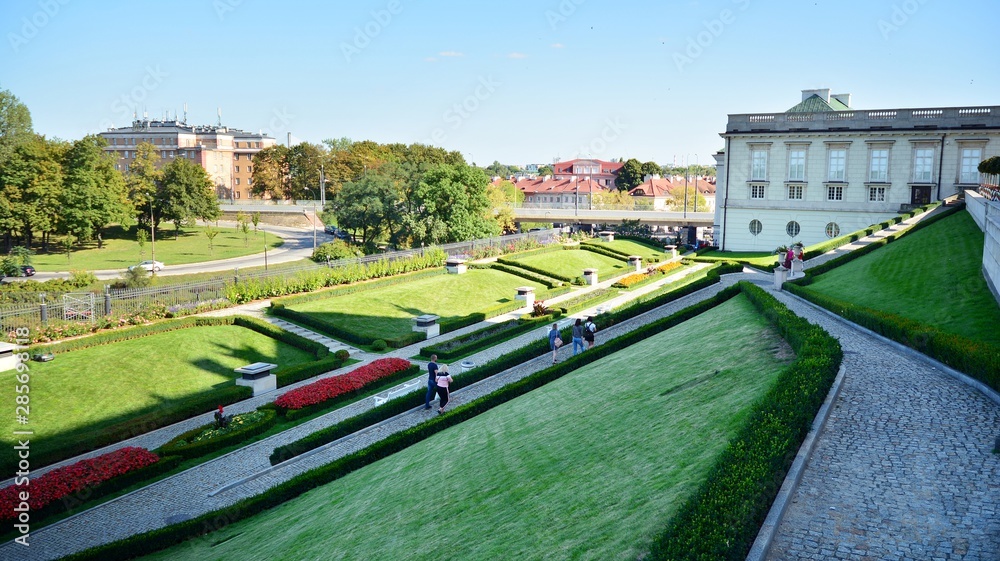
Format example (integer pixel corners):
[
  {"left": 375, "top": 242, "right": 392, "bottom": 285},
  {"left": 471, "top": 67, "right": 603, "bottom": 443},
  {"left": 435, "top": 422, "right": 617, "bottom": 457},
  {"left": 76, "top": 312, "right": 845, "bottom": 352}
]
[
  {"left": 552, "top": 158, "right": 624, "bottom": 175},
  {"left": 494, "top": 177, "right": 610, "bottom": 195}
]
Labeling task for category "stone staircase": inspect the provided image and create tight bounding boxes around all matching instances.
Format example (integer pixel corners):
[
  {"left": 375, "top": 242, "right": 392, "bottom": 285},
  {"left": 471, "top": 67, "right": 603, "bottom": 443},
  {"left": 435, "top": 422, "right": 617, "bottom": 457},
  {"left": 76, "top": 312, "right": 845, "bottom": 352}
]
[{"left": 266, "top": 317, "right": 359, "bottom": 355}]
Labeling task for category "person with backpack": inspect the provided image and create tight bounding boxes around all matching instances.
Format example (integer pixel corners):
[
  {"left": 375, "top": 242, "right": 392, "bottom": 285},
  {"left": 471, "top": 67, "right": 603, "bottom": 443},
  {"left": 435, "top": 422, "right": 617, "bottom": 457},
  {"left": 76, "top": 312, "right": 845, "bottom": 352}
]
[
  {"left": 584, "top": 316, "right": 597, "bottom": 350},
  {"left": 571, "top": 318, "right": 585, "bottom": 355}
]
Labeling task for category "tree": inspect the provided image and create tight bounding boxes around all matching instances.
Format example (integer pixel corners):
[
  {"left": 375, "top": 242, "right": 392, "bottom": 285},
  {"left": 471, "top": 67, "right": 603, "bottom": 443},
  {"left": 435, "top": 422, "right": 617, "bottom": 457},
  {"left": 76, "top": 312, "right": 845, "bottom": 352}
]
[
  {"left": 287, "top": 142, "right": 326, "bottom": 200},
  {"left": 640, "top": 161, "right": 661, "bottom": 178},
  {"left": 157, "top": 157, "right": 221, "bottom": 234},
  {"left": 240, "top": 221, "right": 250, "bottom": 247},
  {"left": 126, "top": 142, "right": 162, "bottom": 225},
  {"left": 592, "top": 190, "right": 635, "bottom": 210},
  {"left": 538, "top": 165, "right": 554, "bottom": 176},
  {"left": 204, "top": 225, "right": 219, "bottom": 253},
  {"left": 136, "top": 228, "right": 147, "bottom": 261},
  {"left": 615, "top": 158, "right": 645, "bottom": 192},
  {"left": 250, "top": 211, "right": 261, "bottom": 232},
  {"left": 61, "top": 234, "right": 74, "bottom": 262},
  {"left": 61, "top": 135, "right": 134, "bottom": 248},
  {"left": 667, "top": 183, "right": 708, "bottom": 212},
  {"left": 333, "top": 173, "right": 400, "bottom": 248},
  {"left": 249, "top": 145, "right": 290, "bottom": 199},
  {"left": 408, "top": 163, "right": 498, "bottom": 245},
  {"left": 486, "top": 180, "right": 522, "bottom": 235},
  {"left": 0, "top": 88, "right": 33, "bottom": 167},
  {"left": 0, "top": 135, "right": 64, "bottom": 251}
]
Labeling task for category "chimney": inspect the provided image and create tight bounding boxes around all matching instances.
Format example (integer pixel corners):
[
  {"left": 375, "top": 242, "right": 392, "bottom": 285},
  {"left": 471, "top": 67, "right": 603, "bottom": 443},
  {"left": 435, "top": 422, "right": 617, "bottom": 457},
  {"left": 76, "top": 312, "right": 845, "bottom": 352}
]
[
  {"left": 831, "top": 93, "right": 852, "bottom": 108},
  {"left": 801, "top": 88, "right": 831, "bottom": 103}
]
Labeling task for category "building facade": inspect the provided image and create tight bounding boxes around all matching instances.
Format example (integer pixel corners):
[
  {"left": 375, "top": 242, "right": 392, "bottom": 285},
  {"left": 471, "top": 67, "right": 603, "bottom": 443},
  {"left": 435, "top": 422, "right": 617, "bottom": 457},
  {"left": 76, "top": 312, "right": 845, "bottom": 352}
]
[
  {"left": 714, "top": 90, "right": 1000, "bottom": 251},
  {"left": 99, "top": 118, "right": 276, "bottom": 201},
  {"left": 552, "top": 158, "right": 623, "bottom": 189}
]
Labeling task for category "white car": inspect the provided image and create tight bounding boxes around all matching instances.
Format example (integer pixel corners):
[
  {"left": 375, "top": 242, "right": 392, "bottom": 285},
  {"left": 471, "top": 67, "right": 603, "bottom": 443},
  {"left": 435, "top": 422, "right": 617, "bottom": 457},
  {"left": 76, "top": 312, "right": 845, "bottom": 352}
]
[{"left": 129, "top": 260, "right": 164, "bottom": 272}]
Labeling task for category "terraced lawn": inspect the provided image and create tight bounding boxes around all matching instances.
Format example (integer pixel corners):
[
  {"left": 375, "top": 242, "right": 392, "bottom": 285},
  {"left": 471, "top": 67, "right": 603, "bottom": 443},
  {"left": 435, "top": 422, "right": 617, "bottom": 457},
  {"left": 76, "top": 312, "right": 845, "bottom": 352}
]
[
  {"left": 803, "top": 210, "right": 1000, "bottom": 345},
  {"left": 145, "top": 294, "right": 793, "bottom": 560},
  {"left": 287, "top": 269, "right": 544, "bottom": 341},
  {"left": 0, "top": 325, "right": 315, "bottom": 471},
  {"left": 583, "top": 238, "right": 670, "bottom": 262},
  {"left": 512, "top": 249, "right": 628, "bottom": 280}
]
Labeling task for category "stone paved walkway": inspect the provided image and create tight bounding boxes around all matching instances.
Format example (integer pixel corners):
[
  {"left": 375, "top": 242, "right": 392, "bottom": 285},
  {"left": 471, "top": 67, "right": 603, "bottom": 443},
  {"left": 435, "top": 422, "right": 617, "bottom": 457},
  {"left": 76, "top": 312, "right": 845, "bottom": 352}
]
[{"left": 762, "top": 287, "right": 1000, "bottom": 560}]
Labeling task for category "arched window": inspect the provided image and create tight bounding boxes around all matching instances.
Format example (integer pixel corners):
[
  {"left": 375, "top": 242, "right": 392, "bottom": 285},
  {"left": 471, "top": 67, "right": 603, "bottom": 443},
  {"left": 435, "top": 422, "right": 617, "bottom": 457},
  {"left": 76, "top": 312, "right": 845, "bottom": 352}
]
[
  {"left": 786, "top": 221, "right": 801, "bottom": 237},
  {"left": 749, "top": 220, "right": 762, "bottom": 236},
  {"left": 825, "top": 222, "right": 840, "bottom": 238}
]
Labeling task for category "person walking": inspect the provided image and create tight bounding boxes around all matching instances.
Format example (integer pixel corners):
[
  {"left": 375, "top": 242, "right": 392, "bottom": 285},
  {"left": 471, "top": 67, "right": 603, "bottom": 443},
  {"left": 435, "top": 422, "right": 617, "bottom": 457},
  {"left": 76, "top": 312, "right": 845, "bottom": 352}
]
[
  {"left": 424, "top": 354, "right": 440, "bottom": 410},
  {"left": 549, "top": 323, "right": 562, "bottom": 363},
  {"left": 435, "top": 364, "right": 453, "bottom": 414},
  {"left": 571, "top": 318, "right": 585, "bottom": 355},
  {"left": 584, "top": 316, "right": 597, "bottom": 350}
]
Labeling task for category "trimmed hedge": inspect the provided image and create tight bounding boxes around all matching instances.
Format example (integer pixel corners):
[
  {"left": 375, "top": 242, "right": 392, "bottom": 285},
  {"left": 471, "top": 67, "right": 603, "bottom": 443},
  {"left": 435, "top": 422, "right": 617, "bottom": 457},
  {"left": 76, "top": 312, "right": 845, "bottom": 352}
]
[
  {"left": 485, "top": 262, "right": 564, "bottom": 288},
  {"left": 275, "top": 356, "right": 347, "bottom": 388},
  {"left": 495, "top": 256, "right": 575, "bottom": 283},
  {"left": 270, "top": 267, "right": 446, "bottom": 309},
  {"left": 578, "top": 243, "right": 632, "bottom": 261},
  {"left": 649, "top": 282, "right": 842, "bottom": 559},
  {"left": 156, "top": 409, "right": 278, "bottom": 460},
  {"left": 419, "top": 313, "right": 563, "bottom": 362}
]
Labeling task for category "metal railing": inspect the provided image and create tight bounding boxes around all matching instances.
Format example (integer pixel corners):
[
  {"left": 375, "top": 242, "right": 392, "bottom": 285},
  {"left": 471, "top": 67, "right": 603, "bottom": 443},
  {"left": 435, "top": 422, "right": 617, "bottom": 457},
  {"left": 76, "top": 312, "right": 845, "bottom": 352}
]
[{"left": 0, "top": 229, "right": 557, "bottom": 334}]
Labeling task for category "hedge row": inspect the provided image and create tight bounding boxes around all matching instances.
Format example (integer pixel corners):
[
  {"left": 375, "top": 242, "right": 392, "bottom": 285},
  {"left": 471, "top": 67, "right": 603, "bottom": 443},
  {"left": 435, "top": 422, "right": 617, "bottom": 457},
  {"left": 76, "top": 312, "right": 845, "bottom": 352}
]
[
  {"left": 578, "top": 243, "right": 632, "bottom": 261},
  {"left": 64, "top": 262, "right": 746, "bottom": 561},
  {"left": 30, "top": 315, "right": 328, "bottom": 360},
  {"left": 419, "top": 312, "right": 564, "bottom": 362},
  {"left": 649, "top": 282, "right": 842, "bottom": 559},
  {"left": 274, "top": 356, "right": 348, "bottom": 388},
  {"left": 495, "top": 256, "right": 575, "bottom": 283},
  {"left": 270, "top": 267, "right": 445, "bottom": 309},
  {"left": 156, "top": 409, "right": 279, "bottom": 460},
  {"left": 224, "top": 249, "right": 449, "bottom": 304},
  {"left": 484, "top": 262, "right": 564, "bottom": 288}
]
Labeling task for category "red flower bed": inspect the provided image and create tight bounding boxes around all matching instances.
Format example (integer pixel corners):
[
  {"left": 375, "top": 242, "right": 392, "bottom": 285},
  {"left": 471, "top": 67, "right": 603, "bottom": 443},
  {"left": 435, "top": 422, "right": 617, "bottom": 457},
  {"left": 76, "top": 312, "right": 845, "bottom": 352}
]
[
  {"left": 1, "top": 447, "right": 159, "bottom": 520},
  {"left": 275, "top": 358, "right": 412, "bottom": 411}
]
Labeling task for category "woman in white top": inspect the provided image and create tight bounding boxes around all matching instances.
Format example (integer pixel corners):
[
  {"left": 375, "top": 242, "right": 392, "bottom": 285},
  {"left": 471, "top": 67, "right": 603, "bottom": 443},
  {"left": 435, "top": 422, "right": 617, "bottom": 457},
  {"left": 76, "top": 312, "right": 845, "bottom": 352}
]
[{"left": 435, "top": 364, "right": 454, "bottom": 414}]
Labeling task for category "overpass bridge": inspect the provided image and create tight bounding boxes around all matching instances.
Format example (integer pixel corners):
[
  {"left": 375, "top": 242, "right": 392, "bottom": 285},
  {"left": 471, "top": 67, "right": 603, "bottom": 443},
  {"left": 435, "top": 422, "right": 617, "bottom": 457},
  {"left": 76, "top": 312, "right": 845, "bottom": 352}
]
[{"left": 511, "top": 206, "right": 715, "bottom": 227}]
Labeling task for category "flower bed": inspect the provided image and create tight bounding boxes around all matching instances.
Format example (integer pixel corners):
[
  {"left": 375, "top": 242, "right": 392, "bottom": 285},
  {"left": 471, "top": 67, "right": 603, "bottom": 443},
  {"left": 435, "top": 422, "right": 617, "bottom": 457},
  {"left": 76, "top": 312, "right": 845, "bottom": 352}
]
[
  {"left": 275, "top": 358, "right": 414, "bottom": 413},
  {"left": 612, "top": 261, "right": 683, "bottom": 289},
  {"left": 0, "top": 447, "right": 159, "bottom": 521},
  {"left": 157, "top": 409, "right": 278, "bottom": 460}
]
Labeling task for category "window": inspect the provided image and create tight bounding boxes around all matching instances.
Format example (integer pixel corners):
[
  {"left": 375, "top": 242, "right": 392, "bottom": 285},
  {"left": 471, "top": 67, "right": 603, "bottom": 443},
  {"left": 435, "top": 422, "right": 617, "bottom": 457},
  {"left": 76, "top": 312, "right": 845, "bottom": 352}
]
[
  {"left": 913, "top": 148, "right": 934, "bottom": 182},
  {"left": 828, "top": 149, "right": 846, "bottom": 181},
  {"left": 825, "top": 222, "right": 840, "bottom": 238},
  {"left": 247, "top": 165, "right": 252, "bottom": 173},
  {"left": 787, "top": 184, "right": 804, "bottom": 200},
  {"left": 161, "top": 151, "right": 166, "bottom": 158},
  {"left": 827, "top": 185, "right": 844, "bottom": 201},
  {"left": 749, "top": 220, "right": 762, "bottom": 236},
  {"left": 869, "top": 149, "right": 889, "bottom": 182},
  {"left": 786, "top": 221, "right": 800, "bottom": 237},
  {"left": 787, "top": 150, "right": 806, "bottom": 181},
  {"left": 960, "top": 148, "right": 982, "bottom": 183},
  {"left": 247, "top": 177, "right": 252, "bottom": 185},
  {"left": 234, "top": 154, "right": 240, "bottom": 160},
  {"left": 869, "top": 186, "right": 886, "bottom": 202},
  {"left": 751, "top": 150, "right": 768, "bottom": 180},
  {"left": 750, "top": 184, "right": 766, "bottom": 199},
  {"left": 235, "top": 178, "right": 240, "bottom": 185},
  {"left": 235, "top": 191, "right": 240, "bottom": 199},
  {"left": 235, "top": 166, "right": 240, "bottom": 173}
]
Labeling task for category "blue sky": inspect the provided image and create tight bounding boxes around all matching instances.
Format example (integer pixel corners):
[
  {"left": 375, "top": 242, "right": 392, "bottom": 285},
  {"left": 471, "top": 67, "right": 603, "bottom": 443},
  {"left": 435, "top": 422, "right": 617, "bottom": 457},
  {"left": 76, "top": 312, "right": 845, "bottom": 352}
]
[{"left": 1, "top": 0, "right": 997, "bottom": 167}]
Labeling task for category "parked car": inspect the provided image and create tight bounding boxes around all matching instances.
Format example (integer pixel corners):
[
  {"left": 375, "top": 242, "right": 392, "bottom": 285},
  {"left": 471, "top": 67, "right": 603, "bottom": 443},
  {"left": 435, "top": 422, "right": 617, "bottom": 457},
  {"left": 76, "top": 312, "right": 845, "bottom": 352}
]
[
  {"left": 19, "top": 265, "right": 35, "bottom": 276},
  {"left": 128, "top": 260, "right": 164, "bottom": 273}
]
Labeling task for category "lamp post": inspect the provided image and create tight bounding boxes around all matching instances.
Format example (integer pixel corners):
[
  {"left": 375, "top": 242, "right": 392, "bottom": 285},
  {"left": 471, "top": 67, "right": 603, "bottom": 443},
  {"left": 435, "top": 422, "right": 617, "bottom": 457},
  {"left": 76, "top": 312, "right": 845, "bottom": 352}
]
[
  {"left": 149, "top": 200, "right": 155, "bottom": 266},
  {"left": 693, "top": 154, "right": 699, "bottom": 213},
  {"left": 683, "top": 154, "right": 689, "bottom": 219}
]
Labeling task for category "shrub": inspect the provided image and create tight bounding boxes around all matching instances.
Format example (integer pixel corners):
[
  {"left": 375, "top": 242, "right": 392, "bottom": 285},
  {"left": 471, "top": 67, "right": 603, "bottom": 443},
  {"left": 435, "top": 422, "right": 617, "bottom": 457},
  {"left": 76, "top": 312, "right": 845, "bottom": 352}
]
[
  {"left": 334, "top": 349, "right": 350, "bottom": 361},
  {"left": 156, "top": 409, "right": 278, "bottom": 460},
  {"left": 311, "top": 240, "right": 362, "bottom": 262},
  {"left": 371, "top": 339, "right": 388, "bottom": 351}
]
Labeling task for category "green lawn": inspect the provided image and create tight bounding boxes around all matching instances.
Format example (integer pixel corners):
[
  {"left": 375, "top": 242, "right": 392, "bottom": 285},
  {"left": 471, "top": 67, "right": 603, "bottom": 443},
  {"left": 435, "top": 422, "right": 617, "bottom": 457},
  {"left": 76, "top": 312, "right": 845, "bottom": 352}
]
[
  {"left": 145, "top": 295, "right": 792, "bottom": 560},
  {"left": 803, "top": 210, "right": 1000, "bottom": 345},
  {"left": 0, "top": 325, "right": 314, "bottom": 469},
  {"left": 695, "top": 250, "right": 777, "bottom": 267},
  {"left": 513, "top": 249, "right": 628, "bottom": 279},
  {"left": 288, "top": 269, "right": 543, "bottom": 341},
  {"left": 584, "top": 239, "right": 669, "bottom": 262},
  {"left": 28, "top": 225, "right": 283, "bottom": 271}
]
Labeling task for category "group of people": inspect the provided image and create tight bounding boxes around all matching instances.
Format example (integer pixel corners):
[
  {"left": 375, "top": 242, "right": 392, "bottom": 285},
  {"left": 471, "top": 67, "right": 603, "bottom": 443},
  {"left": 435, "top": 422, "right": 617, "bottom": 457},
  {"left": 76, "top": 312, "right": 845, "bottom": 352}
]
[
  {"left": 423, "top": 354, "right": 453, "bottom": 414},
  {"left": 549, "top": 316, "right": 597, "bottom": 363}
]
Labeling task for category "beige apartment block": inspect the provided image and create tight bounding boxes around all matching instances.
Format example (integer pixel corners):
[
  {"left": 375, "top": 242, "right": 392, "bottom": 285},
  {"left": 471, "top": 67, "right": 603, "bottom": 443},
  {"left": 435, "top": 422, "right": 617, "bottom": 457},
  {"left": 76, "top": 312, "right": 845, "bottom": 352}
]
[
  {"left": 100, "top": 118, "right": 276, "bottom": 201},
  {"left": 714, "top": 89, "right": 1000, "bottom": 251}
]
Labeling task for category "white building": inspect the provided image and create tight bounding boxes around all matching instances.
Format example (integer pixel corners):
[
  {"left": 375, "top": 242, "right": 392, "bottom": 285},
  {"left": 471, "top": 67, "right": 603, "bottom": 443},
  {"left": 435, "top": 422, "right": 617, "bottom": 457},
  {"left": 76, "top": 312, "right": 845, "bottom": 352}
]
[{"left": 713, "top": 89, "right": 1000, "bottom": 251}]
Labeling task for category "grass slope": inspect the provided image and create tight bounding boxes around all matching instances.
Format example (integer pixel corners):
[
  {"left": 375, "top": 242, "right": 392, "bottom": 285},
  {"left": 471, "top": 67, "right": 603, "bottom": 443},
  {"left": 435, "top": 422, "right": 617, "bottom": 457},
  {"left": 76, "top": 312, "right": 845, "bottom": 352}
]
[
  {"left": 29, "top": 225, "right": 283, "bottom": 271},
  {"left": 145, "top": 295, "right": 792, "bottom": 560},
  {"left": 288, "top": 269, "right": 543, "bottom": 341},
  {"left": 586, "top": 239, "right": 669, "bottom": 261},
  {"left": 803, "top": 210, "right": 1000, "bottom": 345},
  {"left": 0, "top": 325, "right": 314, "bottom": 466},
  {"left": 514, "top": 249, "right": 628, "bottom": 279}
]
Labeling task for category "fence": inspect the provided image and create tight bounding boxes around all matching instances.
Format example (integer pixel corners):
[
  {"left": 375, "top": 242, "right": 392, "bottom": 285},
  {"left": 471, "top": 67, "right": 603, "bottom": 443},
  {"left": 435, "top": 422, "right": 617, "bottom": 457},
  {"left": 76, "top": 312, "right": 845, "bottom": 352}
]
[{"left": 0, "top": 229, "right": 557, "bottom": 335}]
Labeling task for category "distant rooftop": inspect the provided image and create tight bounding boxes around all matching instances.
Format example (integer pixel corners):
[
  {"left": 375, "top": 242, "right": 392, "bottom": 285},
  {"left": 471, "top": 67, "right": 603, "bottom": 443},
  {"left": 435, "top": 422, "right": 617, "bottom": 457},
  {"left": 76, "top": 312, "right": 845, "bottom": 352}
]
[{"left": 102, "top": 118, "right": 274, "bottom": 139}]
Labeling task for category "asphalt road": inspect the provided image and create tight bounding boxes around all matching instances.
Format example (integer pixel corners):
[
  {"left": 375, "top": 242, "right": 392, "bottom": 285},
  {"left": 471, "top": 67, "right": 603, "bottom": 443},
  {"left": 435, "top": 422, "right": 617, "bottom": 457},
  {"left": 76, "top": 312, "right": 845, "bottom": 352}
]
[{"left": 17, "top": 223, "right": 332, "bottom": 282}]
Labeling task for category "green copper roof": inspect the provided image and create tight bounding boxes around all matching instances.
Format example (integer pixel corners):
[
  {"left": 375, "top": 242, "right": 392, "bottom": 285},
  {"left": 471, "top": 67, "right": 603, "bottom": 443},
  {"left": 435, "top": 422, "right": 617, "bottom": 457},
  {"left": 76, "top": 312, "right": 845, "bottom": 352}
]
[{"left": 786, "top": 94, "right": 849, "bottom": 113}]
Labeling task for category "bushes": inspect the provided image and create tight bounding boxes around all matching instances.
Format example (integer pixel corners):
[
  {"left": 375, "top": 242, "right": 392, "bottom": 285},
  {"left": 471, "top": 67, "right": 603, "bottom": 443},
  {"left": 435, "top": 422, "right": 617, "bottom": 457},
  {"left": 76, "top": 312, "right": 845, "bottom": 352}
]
[
  {"left": 156, "top": 409, "right": 278, "bottom": 460},
  {"left": 496, "top": 256, "right": 575, "bottom": 283},
  {"left": 275, "top": 358, "right": 415, "bottom": 415},
  {"left": 486, "top": 262, "right": 563, "bottom": 288},
  {"left": 578, "top": 243, "right": 631, "bottom": 261}
]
